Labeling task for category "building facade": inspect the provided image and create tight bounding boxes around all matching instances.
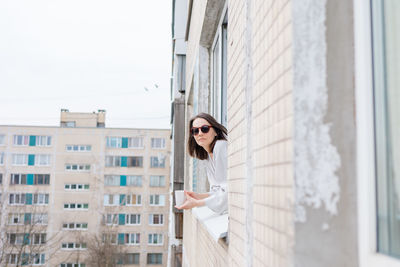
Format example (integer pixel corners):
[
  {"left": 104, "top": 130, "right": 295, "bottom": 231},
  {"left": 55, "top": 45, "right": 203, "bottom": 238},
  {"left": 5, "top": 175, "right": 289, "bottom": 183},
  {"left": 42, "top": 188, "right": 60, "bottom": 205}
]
[
  {"left": 0, "top": 110, "right": 171, "bottom": 267},
  {"left": 171, "top": 0, "right": 400, "bottom": 266}
]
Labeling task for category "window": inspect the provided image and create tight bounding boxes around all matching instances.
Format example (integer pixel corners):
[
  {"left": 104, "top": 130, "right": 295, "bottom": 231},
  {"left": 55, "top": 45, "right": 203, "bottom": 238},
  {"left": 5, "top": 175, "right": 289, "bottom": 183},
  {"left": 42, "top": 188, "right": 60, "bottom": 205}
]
[
  {"left": 105, "top": 156, "right": 120, "bottom": 167},
  {"left": 151, "top": 138, "right": 166, "bottom": 149},
  {"left": 35, "top": 154, "right": 51, "bottom": 166},
  {"left": 126, "top": 194, "right": 141, "bottom": 206},
  {"left": 33, "top": 193, "right": 49, "bottom": 205},
  {"left": 7, "top": 254, "right": 18, "bottom": 264},
  {"left": 150, "top": 156, "right": 166, "bottom": 168},
  {"left": 150, "top": 176, "right": 165, "bottom": 187},
  {"left": 60, "top": 263, "right": 86, "bottom": 267},
  {"left": 126, "top": 175, "right": 142, "bottom": 186},
  {"left": 64, "top": 203, "right": 89, "bottom": 210},
  {"left": 10, "top": 174, "right": 27, "bottom": 185},
  {"left": 34, "top": 174, "right": 50, "bottom": 185},
  {"left": 9, "top": 193, "right": 27, "bottom": 205},
  {"left": 147, "top": 253, "right": 162, "bottom": 265},
  {"left": 32, "top": 213, "right": 48, "bottom": 225},
  {"left": 13, "top": 135, "right": 29, "bottom": 146},
  {"left": 0, "top": 173, "right": 2, "bottom": 184},
  {"left": 104, "top": 175, "right": 119, "bottom": 186},
  {"left": 66, "top": 145, "right": 91, "bottom": 152},
  {"left": 8, "top": 233, "right": 25, "bottom": 245},
  {"left": 128, "top": 137, "right": 143, "bottom": 148},
  {"left": 61, "top": 243, "right": 87, "bottom": 250},
  {"left": 103, "top": 214, "right": 118, "bottom": 225},
  {"left": 8, "top": 253, "right": 46, "bottom": 265},
  {"left": 103, "top": 194, "right": 119, "bottom": 206},
  {"left": 12, "top": 154, "right": 28, "bottom": 165},
  {"left": 0, "top": 134, "right": 5, "bottom": 145},
  {"left": 371, "top": 0, "right": 400, "bottom": 259},
  {"left": 124, "top": 233, "right": 140, "bottom": 245},
  {"left": 0, "top": 152, "right": 4, "bottom": 165},
  {"left": 8, "top": 213, "right": 24, "bottom": 225},
  {"left": 102, "top": 233, "right": 117, "bottom": 244},
  {"left": 124, "top": 253, "right": 140, "bottom": 265},
  {"left": 106, "top": 137, "right": 122, "bottom": 148},
  {"left": 64, "top": 184, "right": 89, "bottom": 191},
  {"left": 62, "top": 222, "right": 88, "bottom": 230},
  {"left": 149, "top": 194, "right": 165, "bottom": 206},
  {"left": 211, "top": 10, "right": 228, "bottom": 126},
  {"left": 148, "top": 233, "right": 163, "bottom": 245},
  {"left": 148, "top": 214, "right": 164, "bottom": 225},
  {"left": 65, "top": 164, "right": 90, "bottom": 172},
  {"left": 127, "top": 156, "right": 143, "bottom": 167},
  {"left": 126, "top": 214, "right": 141, "bottom": 225},
  {"left": 32, "top": 233, "right": 46, "bottom": 245},
  {"left": 36, "top": 136, "right": 51, "bottom": 146}
]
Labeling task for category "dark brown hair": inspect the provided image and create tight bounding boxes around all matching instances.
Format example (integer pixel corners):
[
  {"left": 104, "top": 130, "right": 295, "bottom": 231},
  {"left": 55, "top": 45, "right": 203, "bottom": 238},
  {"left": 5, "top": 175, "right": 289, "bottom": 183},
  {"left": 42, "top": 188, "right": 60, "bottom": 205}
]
[{"left": 187, "top": 113, "right": 227, "bottom": 160}]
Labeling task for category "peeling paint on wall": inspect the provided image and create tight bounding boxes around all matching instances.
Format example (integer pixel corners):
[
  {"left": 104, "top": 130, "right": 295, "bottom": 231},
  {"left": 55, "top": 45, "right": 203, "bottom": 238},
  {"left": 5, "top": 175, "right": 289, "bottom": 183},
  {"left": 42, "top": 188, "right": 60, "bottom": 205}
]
[{"left": 292, "top": 0, "right": 341, "bottom": 223}]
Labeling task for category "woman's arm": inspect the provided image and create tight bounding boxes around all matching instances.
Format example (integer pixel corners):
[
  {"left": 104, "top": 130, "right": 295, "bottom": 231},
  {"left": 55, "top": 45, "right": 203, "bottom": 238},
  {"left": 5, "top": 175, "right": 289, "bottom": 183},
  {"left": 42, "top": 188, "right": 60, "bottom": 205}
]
[
  {"left": 175, "top": 192, "right": 206, "bottom": 210},
  {"left": 185, "top": 190, "right": 210, "bottom": 200}
]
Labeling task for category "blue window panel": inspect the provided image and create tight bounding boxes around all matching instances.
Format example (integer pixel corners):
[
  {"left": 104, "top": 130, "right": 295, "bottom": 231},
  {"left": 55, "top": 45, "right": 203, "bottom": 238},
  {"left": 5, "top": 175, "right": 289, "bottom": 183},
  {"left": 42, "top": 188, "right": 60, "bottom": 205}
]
[
  {"left": 119, "top": 214, "right": 126, "bottom": 225},
  {"left": 26, "top": 193, "right": 32, "bottom": 205},
  {"left": 118, "top": 233, "right": 125, "bottom": 244},
  {"left": 121, "top": 157, "right": 127, "bottom": 167},
  {"left": 120, "top": 175, "right": 126, "bottom": 186},
  {"left": 29, "top": 136, "right": 36, "bottom": 146},
  {"left": 28, "top": 155, "right": 35, "bottom": 166},
  {"left": 27, "top": 174, "right": 34, "bottom": 185},
  {"left": 24, "top": 213, "right": 32, "bottom": 224},
  {"left": 23, "top": 233, "right": 30, "bottom": 245},
  {"left": 122, "top": 137, "right": 128, "bottom": 148},
  {"left": 119, "top": 194, "right": 126, "bottom": 206}
]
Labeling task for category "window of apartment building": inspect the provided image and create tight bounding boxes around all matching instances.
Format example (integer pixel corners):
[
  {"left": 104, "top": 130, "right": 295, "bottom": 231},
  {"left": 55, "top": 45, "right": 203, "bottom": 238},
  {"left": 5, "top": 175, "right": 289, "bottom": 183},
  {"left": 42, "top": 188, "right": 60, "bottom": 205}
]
[
  {"left": 129, "top": 137, "right": 143, "bottom": 148},
  {"left": 151, "top": 138, "right": 165, "bottom": 149},
  {"left": 148, "top": 214, "right": 164, "bottom": 225},
  {"left": 7, "top": 213, "right": 47, "bottom": 225},
  {"left": 35, "top": 154, "right": 51, "bottom": 166},
  {"left": 65, "top": 164, "right": 90, "bottom": 171},
  {"left": 34, "top": 174, "right": 50, "bottom": 185},
  {"left": 0, "top": 152, "right": 4, "bottom": 165},
  {"left": 12, "top": 154, "right": 28, "bottom": 165},
  {"left": 127, "top": 156, "right": 143, "bottom": 167},
  {"left": 103, "top": 194, "right": 119, "bottom": 206},
  {"left": 106, "top": 137, "right": 122, "bottom": 148},
  {"left": 125, "top": 194, "right": 142, "bottom": 206},
  {"left": 103, "top": 214, "right": 118, "bottom": 225},
  {"left": 105, "top": 156, "right": 120, "bottom": 167},
  {"left": 63, "top": 203, "right": 89, "bottom": 210},
  {"left": 7, "top": 254, "right": 18, "bottom": 265},
  {"left": 9, "top": 253, "right": 46, "bottom": 265},
  {"left": 61, "top": 243, "right": 87, "bottom": 250},
  {"left": 32, "top": 213, "right": 48, "bottom": 225},
  {"left": 150, "top": 156, "right": 165, "bottom": 168},
  {"left": 32, "top": 233, "right": 46, "bottom": 245},
  {"left": 8, "top": 213, "right": 24, "bottom": 225},
  {"left": 102, "top": 233, "right": 117, "bottom": 244},
  {"left": 33, "top": 193, "right": 49, "bottom": 205},
  {"left": 13, "top": 135, "right": 29, "bottom": 146},
  {"left": 127, "top": 175, "right": 142, "bottom": 186},
  {"left": 0, "top": 134, "right": 5, "bottom": 145},
  {"left": 149, "top": 194, "right": 165, "bottom": 206},
  {"left": 148, "top": 233, "right": 163, "bottom": 245},
  {"left": 66, "top": 145, "right": 91, "bottom": 152},
  {"left": 11, "top": 174, "right": 27, "bottom": 185},
  {"left": 126, "top": 214, "right": 141, "bottom": 225},
  {"left": 149, "top": 175, "right": 165, "bottom": 187},
  {"left": 211, "top": 10, "right": 228, "bottom": 126},
  {"left": 104, "top": 175, "right": 120, "bottom": 186},
  {"left": 371, "top": 0, "right": 400, "bottom": 259},
  {"left": 0, "top": 173, "right": 2, "bottom": 184},
  {"left": 147, "top": 253, "right": 162, "bottom": 265},
  {"left": 64, "top": 184, "right": 90, "bottom": 190},
  {"left": 60, "top": 263, "right": 86, "bottom": 267},
  {"left": 10, "top": 174, "right": 50, "bottom": 185},
  {"left": 123, "top": 233, "right": 140, "bottom": 245},
  {"left": 122, "top": 253, "right": 140, "bottom": 265},
  {"left": 9, "top": 193, "right": 27, "bottom": 205},
  {"left": 62, "top": 222, "right": 88, "bottom": 230},
  {"left": 35, "top": 136, "right": 51, "bottom": 146}
]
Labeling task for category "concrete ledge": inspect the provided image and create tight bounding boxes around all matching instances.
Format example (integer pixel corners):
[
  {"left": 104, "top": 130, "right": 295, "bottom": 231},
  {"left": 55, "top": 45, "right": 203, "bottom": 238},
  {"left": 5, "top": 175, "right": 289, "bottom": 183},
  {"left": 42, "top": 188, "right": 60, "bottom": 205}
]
[{"left": 192, "top": 206, "right": 228, "bottom": 242}]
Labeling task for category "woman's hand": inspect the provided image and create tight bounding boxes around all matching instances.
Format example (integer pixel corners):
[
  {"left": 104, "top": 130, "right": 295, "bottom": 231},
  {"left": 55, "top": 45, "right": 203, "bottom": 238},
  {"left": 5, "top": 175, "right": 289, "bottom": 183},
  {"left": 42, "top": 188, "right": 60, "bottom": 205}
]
[{"left": 175, "top": 191, "right": 205, "bottom": 210}]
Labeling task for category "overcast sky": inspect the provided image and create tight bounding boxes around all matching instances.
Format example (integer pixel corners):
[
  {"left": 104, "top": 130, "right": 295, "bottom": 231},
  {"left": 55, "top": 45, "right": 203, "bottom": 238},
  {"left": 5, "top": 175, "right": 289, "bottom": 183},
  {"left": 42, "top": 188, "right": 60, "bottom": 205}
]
[{"left": 0, "top": 0, "right": 172, "bottom": 129}]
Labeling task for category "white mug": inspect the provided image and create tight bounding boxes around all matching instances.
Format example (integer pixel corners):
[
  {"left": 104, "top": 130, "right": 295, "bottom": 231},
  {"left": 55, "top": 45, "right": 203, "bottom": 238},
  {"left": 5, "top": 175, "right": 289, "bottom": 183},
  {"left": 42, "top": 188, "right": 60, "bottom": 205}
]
[{"left": 175, "top": 190, "right": 185, "bottom": 207}]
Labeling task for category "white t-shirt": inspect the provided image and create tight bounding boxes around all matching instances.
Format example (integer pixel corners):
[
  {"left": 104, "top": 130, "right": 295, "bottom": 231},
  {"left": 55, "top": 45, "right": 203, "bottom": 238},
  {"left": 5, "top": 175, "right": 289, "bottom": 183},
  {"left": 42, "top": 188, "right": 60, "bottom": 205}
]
[{"left": 204, "top": 140, "right": 228, "bottom": 214}]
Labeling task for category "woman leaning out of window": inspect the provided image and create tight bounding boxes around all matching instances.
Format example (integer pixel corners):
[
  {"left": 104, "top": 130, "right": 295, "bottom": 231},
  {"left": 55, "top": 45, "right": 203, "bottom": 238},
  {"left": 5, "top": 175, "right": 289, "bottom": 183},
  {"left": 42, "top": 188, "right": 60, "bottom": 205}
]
[{"left": 175, "top": 112, "right": 228, "bottom": 214}]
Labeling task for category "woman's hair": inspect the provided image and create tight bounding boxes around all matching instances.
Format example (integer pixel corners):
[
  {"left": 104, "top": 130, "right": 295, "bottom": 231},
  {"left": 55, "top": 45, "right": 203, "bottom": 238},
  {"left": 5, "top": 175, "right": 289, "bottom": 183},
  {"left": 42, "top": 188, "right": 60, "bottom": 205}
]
[{"left": 187, "top": 113, "right": 227, "bottom": 160}]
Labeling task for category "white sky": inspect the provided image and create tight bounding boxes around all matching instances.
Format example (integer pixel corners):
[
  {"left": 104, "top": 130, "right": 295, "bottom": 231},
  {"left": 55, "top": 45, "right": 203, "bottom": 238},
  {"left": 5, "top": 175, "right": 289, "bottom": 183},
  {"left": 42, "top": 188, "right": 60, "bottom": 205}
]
[{"left": 0, "top": 0, "right": 172, "bottom": 129}]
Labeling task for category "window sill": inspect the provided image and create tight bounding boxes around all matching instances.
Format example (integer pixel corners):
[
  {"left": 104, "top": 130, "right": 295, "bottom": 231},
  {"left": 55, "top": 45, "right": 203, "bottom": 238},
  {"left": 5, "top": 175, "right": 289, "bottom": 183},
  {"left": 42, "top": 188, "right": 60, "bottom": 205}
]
[{"left": 192, "top": 206, "right": 228, "bottom": 242}]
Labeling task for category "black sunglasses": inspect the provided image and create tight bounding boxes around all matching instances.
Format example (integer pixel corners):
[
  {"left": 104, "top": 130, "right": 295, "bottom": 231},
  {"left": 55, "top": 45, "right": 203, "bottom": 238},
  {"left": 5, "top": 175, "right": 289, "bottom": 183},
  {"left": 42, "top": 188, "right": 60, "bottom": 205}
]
[{"left": 191, "top": 125, "right": 213, "bottom": 136}]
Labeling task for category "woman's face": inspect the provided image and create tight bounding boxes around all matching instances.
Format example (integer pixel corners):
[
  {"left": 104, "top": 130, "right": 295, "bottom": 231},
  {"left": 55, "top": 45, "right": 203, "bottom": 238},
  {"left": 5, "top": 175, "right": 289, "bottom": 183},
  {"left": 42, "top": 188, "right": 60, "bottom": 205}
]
[{"left": 192, "top": 118, "right": 217, "bottom": 152}]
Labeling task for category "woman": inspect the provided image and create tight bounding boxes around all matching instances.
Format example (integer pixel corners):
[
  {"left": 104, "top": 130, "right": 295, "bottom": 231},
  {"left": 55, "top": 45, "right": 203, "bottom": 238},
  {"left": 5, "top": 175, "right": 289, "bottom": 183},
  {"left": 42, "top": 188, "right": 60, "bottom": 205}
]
[{"left": 175, "top": 112, "right": 228, "bottom": 214}]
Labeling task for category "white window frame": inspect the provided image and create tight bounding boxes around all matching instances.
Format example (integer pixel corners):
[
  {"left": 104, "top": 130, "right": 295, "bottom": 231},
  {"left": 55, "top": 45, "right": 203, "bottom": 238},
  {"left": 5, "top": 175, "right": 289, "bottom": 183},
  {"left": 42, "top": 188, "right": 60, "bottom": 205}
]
[
  {"left": 126, "top": 194, "right": 142, "bottom": 206},
  {"left": 12, "top": 154, "right": 28, "bottom": 166},
  {"left": 35, "top": 154, "right": 51, "bottom": 166},
  {"left": 8, "top": 213, "right": 24, "bottom": 225},
  {"left": 148, "top": 233, "right": 163, "bottom": 245},
  {"left": 0, "top": 134, "right": 5, "bottom": 145},
  {"left": 126, "top": 214, "right": 141, "bottom": 225},
  {"left": 125, "top": 233, "right": 140, "bottom": 245},
  {"left": 148, "top": 214, "right": 164, "bottom": 226},
  {"left": 62, "top": 222, "right": 88, "bottom": 230},
  {"left": 13, "top": 135, "right": 29, "bottom": 146},
  {"left": 149, "top": 194, "right": 166, "bottom": 206},
  {"left": 65, "top": 164, "right": 91, "bottom": 172},
  {"left": 64, "top": 184, "right": 90, "bottom": 191},
  {"left": 35, "top": 136, "right": 51, "bottom": 147},
  {"left": 128, "top": 137, "right": 144, "bottom": 149},
  {"left": 60, "top": 263, "right": 86, "bottom": 267},
  {"left": 150, "top": 175, "right": 166, "bottom": 187},
  {"left": 63, "top": 203, "right": 89, "bottom": 210},
  {"left": 61, "top": 243, "right": 87, "bottom": 250},
  {"left": 33, "top": 193, "right": 49, "bottom": 205},
  {"left": 151, "top": 138, "right": 166, "bottom": 149},
  {"left": 126, "top": 175, "right": 142, "bottom": 187},
  {"left": 105, "top": 156, "right": 121, "bottom": 167},
  {"left": 103, "top": 194, "right": 119, "bottom": 206},
  {"left": 106, "top": 137, "right": 122, "bottom": 148},
  {"left": 103, "top": 214, "right": 118, "bottom": 225},
  {"left": 66, "top": 144, "right": 91, "bottom": 152},
  {"left": 150, "top": 156, "right": 166, "bottom": 168},
  {"left": 0, "top": 152, "right": 4, "bottom": 165},
  {"left": 355, "top": 0, "right": 400, "bottom": 266},
  {"left": 104, "top": 175, "right": 120, "bottom": 186}
]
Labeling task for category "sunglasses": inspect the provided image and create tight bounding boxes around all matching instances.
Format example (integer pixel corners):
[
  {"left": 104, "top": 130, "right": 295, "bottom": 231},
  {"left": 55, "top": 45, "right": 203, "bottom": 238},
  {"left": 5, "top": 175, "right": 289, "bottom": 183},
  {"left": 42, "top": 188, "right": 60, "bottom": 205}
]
[{"left": 191, "top": 125, "right": 213, "bottom": 136}]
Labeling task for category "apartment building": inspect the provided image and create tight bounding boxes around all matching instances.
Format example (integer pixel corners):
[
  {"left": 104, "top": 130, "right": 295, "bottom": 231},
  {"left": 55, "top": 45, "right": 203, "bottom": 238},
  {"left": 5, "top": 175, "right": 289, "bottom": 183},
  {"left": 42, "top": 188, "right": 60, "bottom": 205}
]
[
  {"left": 0, "top": 110, "right": 170, "bottom": 267},
  {"left": 171, "top": 0, "right": 400, "bottom": 267}
]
